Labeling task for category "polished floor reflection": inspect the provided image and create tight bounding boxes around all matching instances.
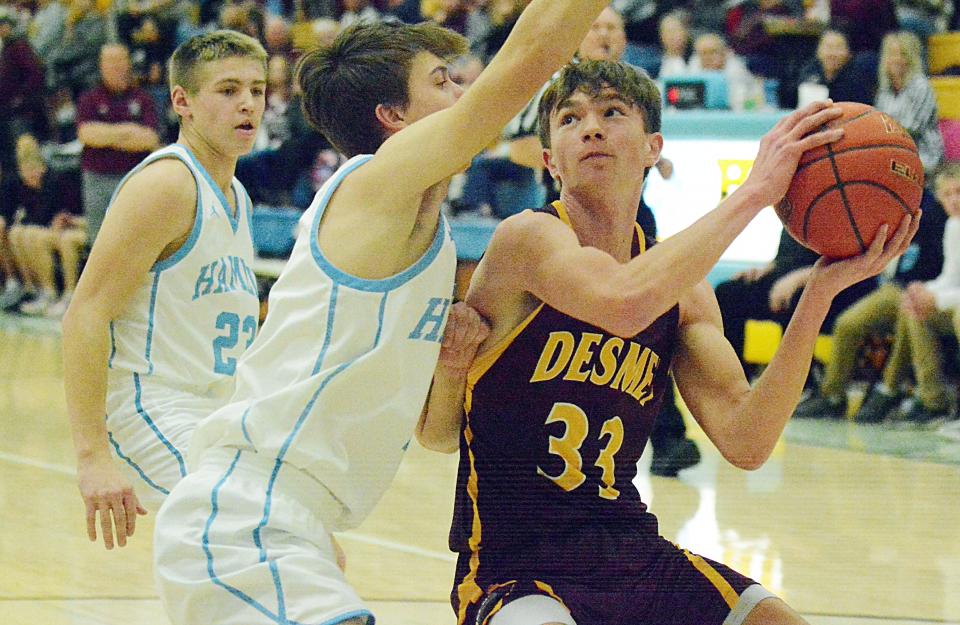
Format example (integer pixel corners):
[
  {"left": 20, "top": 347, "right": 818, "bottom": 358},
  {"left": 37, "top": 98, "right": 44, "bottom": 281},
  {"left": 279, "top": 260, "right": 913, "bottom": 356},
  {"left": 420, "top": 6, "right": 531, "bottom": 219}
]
[{"left": 1, "top": 318, "right": 958, "bottom": 625}]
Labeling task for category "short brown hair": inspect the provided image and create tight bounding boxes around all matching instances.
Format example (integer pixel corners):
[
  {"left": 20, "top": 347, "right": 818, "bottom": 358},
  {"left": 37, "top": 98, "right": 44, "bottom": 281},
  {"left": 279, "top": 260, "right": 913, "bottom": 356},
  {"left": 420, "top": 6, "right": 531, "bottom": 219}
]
[
  {"left": 169, "top": 29, "right": 268, "bottom": 94},
  {"left": 537, "top": 60, "right": 662, "bottom": 150},
  {"left": 296, "top": 20, "right": 467, "bottom": 158}
]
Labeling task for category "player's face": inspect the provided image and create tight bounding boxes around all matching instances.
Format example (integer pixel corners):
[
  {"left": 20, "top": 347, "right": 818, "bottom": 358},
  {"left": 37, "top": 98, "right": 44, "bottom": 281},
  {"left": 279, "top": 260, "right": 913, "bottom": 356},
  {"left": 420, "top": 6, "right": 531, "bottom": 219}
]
[
  {"left": 817, "top": 33, "right": 850, "bottom": 76},
  {"left": 400, "top": 52, "right": 464, "bottom": 126},
  {"left": 181, "top": 57, "right": 267, "bottom": 157},
  {"left": 884, "top": 41, "right": 908, "bottom": 82},
  {"left": 579, "top": 8, "right": 627, "bottom": 62},
  {"left": 543, "top": 88, "right": 661, "bottom": 195},
  {"left": 936, "top": 177, "right": 960, "bottom": 218}
]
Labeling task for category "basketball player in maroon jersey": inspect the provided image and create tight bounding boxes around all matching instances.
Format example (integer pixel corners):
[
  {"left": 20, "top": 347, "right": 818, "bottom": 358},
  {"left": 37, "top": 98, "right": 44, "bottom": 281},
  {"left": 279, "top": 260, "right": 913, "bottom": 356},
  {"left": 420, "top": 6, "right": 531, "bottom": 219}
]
[{"left": 417, "top": 61, "right": 918, "bottom": 625}]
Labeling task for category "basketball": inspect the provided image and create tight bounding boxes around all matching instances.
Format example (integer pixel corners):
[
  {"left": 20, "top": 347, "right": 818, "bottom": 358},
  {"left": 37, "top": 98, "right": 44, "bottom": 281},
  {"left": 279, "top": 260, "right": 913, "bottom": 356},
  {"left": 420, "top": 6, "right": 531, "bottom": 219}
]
[{"left": 775, "top": 102, "right": 924, "bottom": 258}]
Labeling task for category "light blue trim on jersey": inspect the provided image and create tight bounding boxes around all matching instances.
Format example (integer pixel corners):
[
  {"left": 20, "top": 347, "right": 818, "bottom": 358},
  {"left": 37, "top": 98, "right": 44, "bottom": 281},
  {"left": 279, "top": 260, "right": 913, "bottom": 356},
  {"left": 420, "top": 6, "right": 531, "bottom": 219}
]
[
  {"left": 310, "top": 283, "right": 339, "bottom": 376},
  {"left": 245, "top": 290, "right": 388, "bottom": 621},
  {"left": 108, "top": 321, "right": 117, "bottom": 369},
  {"left": 240, "top": 405, "right": 253, "bottom": 445},
  {"left": 202, "top": 450, "right": 374, "bottom": 625},
  {"left": 133, "top": 373, "right": 187, "bottom": 478},
  {"left": 143, "top": 272, "right": 161, "bottom": 374},
  {"left": 308, "top": 155, "right": 450, "bottom": 293},
  {"left": 107, "top": 430, "right": 170, "bottom": 495},
  {"left": 103, "top": 145, "right": 204, "bottom": 274},
  {"left": 180, "top": 143, "right": 241, "bottom": 234}
]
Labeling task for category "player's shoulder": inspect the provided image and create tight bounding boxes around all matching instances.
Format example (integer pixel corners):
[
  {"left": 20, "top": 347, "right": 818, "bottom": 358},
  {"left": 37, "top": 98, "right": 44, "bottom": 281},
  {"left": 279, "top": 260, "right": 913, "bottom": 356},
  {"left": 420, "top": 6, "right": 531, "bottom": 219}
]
[
  {"left": 115, "top": 157, "right": 198, "bottom": 213},
  {"left": 491, "top": 208, "right": 566, "bottom": 247}
]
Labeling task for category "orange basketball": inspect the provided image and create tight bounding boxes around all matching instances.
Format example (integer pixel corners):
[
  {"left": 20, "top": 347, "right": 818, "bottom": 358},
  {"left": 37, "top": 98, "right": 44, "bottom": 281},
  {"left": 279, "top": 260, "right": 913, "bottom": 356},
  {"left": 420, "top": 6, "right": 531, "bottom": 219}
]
[{"left": 775, "top": 102, "right": 924, "bottom": 258}]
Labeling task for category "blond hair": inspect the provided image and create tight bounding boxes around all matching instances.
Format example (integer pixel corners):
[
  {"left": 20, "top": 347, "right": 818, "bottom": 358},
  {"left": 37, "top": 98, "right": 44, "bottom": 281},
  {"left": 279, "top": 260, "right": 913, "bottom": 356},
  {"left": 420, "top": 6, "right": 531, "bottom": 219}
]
[{"left": 169, "top": 29, "right": 268, "bottom": 94}]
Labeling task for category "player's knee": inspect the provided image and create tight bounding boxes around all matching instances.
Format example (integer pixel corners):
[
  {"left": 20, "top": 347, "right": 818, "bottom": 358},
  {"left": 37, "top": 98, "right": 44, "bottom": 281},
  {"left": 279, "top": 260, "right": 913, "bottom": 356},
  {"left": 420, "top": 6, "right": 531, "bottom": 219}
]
[
  {"left": 487, "top": 594, "right": 577, "bottom": 625},
  {"left": 741, "top": 596, "right": 810, "bottom": 625}
]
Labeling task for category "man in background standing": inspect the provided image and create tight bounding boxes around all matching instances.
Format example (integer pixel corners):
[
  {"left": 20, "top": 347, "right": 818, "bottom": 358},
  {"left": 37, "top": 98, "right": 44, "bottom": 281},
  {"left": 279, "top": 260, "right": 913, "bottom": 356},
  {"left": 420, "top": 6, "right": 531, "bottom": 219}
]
[{"left": 77, "top": 43, "right": 160, "bottom": 244}]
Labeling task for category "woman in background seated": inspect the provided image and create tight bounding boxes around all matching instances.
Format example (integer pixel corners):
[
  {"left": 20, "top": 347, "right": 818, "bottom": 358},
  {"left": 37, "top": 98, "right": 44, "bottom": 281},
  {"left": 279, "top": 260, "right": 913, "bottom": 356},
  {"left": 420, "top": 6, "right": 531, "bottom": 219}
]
[{"left": 875, "top": 31, "right": 944, "bottom": 176}]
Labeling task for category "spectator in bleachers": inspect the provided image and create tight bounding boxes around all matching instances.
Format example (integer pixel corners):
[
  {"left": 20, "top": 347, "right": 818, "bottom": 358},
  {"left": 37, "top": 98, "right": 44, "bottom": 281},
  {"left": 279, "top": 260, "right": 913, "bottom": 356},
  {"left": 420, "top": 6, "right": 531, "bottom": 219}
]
[
  {"left": 854, "top": 162, "right": 960, "bottom": 424},
  {"left": 381, "top": 0, "right": 422, "bottom": 23},
  {"left": 28, "top": 0, "right": 68, "bottom": 61},
  {"left": 656, "top": 10, "right": 693, "bottom": 78},
  {"left": 689, "top": 32, "right": 760, "bottom": 109},
  {"left": 894, "top": 0, "right": 951, "bottom": 46},
  {"left": 45, "top": 0, "right": 108, "bottom": 97},
  {"left": 796, "top": 29, "right": 876, "bottom": 105},
  {"left": 76, "top": 43, "right": 160, "bottom": 243},
  {"left": 876, "top": 31, "right": 945, "bottom": 175},
  {"left": 474, "top": 0, "right": 528, "bottom": 62},
  {"left": 794, "top": 174, "right": 947, "bottom": 420},
  {"left": 713, "top": 227, "right": 877, "bottom": 375},
  {"left": 0, "top": 163, "right": 26, "bottom": 310},
  {"left": 0, "top": 5, "right": 48, "bottom": 170},
  {"left": 337, "top": 0, "right": 380, "bottom": 26},
  {"left": 254, "top": 54, "right": 292, "bottom": 152},
  {"left": 7, "top": 133, "right": 83, "bottom": 316},
  {"left": 116, "top": 0, "right": 182, "bottom": 73},
  {"left": 263, "top": 14, "right": 295, "bottom": 60},
  {"left": 829, "top": 0, "right": 898, "bottom": 55},
  {"left": 219, "top": 1, "right": 266, "bottom": 41},
  {"left": 726, "top": 0, "right": 802, "bottom": 73}
]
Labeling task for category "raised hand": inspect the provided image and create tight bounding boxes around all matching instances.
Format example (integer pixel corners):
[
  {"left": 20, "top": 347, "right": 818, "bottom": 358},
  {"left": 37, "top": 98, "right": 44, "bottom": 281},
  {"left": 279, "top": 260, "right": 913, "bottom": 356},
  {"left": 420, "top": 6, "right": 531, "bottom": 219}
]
[
  {"left": 741, "top": 100, "right": 844, "bottom": 209},
  {"left": 810, "top": 212, "right": 920, "bottom": 296}
]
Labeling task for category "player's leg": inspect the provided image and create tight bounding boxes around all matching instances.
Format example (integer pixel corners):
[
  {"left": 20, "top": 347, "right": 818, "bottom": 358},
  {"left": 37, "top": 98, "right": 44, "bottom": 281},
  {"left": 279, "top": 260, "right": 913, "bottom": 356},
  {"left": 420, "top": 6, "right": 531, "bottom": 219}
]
[
  {"left": 741, "top": 595, "right": 810, "bottom": 625},
  {"left": 155, "top": 449, "right": 372, "bottom": 625},
  {"left": 19, "top": 225, "right": 58, "bottom": 314}
]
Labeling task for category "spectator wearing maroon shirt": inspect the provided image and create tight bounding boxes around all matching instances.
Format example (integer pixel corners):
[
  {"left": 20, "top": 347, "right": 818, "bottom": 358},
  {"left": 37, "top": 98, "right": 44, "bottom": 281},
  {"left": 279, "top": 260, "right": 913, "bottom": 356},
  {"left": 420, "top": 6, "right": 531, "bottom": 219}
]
[
  {"left": 0, "top": 7, "right": 48, "bottom": 171},
  {"left": 76, "top": 43, "right": 160, "bottom": 243}
]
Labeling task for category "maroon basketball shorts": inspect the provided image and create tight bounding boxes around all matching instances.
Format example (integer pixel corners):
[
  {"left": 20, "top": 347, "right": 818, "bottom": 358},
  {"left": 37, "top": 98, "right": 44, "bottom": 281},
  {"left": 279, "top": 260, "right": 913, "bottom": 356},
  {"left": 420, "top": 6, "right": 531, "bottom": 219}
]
[{"left": 451, "top": 529, "right": 774, "bottom": 625}]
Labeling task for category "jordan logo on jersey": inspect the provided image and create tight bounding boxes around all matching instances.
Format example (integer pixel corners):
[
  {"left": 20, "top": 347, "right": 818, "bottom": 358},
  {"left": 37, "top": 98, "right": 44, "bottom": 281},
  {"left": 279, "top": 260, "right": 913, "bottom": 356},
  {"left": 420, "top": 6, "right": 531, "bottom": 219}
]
[
  {"left": 193, "top": 255, "right": 258, "bottom": 301},
  {"left": 408, "top": 297, "right": 451, "bottom": 343},
  {"left": 530, "top": 331, "right": 661, "bottom": 404}
]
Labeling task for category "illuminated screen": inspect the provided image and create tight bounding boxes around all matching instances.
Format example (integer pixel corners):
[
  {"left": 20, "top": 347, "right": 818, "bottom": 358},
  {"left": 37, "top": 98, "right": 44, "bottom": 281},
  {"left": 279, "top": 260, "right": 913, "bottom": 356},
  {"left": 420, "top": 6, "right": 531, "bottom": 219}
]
[{"left": 643, "top": 138, "right": 784, "bottom": 264}]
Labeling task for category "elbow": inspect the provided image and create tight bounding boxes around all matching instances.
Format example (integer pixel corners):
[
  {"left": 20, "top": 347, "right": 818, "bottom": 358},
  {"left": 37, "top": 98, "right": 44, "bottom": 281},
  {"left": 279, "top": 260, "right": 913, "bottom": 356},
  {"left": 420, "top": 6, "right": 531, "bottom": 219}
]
[
  {"left": 414, "top": 427, "right": 460, "bottom": 454},
  {"left": 599, "top": 293, "right": 660, "bottom": 338},
  {"left": 724, "top": 446, "right": 770, "bottom": 471}
]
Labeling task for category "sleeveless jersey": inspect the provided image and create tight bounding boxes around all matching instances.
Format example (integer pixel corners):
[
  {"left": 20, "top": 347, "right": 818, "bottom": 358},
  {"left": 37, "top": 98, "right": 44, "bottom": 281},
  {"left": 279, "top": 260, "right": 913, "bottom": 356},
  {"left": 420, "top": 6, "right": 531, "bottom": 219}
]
[
  {"left": 107, "top": 144, "right": 260, "bottom": 398},
  {"left": 449, "top": 201, "right": 680, "bottom": 555},
  {"left": 190, "top": 154, "right": 458, "bottom": 528}
]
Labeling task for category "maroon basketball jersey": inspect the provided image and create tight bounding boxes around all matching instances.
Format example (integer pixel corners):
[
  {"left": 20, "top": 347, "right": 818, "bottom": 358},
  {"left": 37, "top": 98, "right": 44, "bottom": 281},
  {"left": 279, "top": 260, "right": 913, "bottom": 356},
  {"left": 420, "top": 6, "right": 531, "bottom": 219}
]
[{"left": 449, "top": 201, "right": 680, "bottom": 556}]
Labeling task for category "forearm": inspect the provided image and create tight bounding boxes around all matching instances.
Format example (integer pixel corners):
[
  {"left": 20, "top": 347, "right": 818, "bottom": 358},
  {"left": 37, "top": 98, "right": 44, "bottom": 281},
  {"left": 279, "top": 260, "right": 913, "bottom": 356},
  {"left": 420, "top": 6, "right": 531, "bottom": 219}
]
[
  {"left": 731, "top": 281, "right": 832, "bottom": 466},
  {"left": 484, "top": 0, "right": 612, "bottom": 105},
  {"left": 78, "top": 123, "right": 159, "bottom": 152},
  {"left": 62, "top": 308, "right": 113, "bottom": 463},
  {"left": 617, "top": 186, "right": 767, "bottom": 331},
  {"left": 416, "top": 366, "right": 469, "bottom": 453}
]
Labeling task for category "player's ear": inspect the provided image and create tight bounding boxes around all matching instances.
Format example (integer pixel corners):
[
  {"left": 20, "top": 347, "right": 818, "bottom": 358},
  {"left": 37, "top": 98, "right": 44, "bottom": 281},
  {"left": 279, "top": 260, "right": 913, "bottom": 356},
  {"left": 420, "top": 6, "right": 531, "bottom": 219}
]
[
  {"left": 375, "top": 103, "right": 406, "bottom": 135},
  {"left": 170, "top": 85, "right": 191, "bottom": 120},
  {"left": 543, "top": 147, "right": 561, "bottom": 184},
  {"left": 645, "top": 132, "right": 664, "bottom": 169}
]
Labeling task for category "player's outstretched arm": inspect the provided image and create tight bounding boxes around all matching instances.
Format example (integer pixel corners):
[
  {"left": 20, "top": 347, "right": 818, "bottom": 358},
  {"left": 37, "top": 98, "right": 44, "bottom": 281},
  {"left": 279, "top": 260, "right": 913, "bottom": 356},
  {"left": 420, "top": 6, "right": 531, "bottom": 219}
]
[
  {"left": 477, "top": 102, "right": 849, "bottom": 337},
  {"left": 416, "top": 302, "right": 490, "bottom": 453},
  {"left": 673, "top": 216, "right": 918, "bottom": 470},
  {"left": 62, "top": 159, "right": 197, "bottom": 549},
  {"left": 354, "top": 0, "right": 613, "bottom": 204}
]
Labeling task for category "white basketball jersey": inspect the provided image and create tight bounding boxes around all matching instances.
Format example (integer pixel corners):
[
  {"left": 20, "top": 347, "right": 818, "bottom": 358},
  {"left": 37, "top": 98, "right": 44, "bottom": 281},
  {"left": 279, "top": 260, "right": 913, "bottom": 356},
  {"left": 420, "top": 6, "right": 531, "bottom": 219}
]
[
  {"left": 190, "top": 155, "right": 458, "bottom": 528},
  {"left": 107, "top": 144, "right": 260, "bottom": 398}
]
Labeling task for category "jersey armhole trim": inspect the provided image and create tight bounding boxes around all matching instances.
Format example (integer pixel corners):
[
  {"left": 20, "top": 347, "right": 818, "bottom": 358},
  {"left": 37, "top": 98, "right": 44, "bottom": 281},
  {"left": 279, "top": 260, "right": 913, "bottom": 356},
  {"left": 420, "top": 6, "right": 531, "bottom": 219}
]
[
  {"left": 309, "top": 155, "right": 451, "bottom": 292},
  {"left": 467, "top": 303, "right": 545, "bottom": 387},
  {"left": 145, "top": 150, "right": 203, "bottom": 273}
]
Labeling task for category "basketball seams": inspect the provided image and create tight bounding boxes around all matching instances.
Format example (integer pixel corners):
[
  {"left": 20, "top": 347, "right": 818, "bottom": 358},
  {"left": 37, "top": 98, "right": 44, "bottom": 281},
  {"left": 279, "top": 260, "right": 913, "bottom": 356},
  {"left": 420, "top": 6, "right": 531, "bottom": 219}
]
[
  {"left": 802, "top": 181, "right": 912, "bottom": 255},
  {"left": 814, "top": 139, "right": 867, "bottom": 254},
  {"left": 795, "top": 144, "right": 919, "bottom": 175}
]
